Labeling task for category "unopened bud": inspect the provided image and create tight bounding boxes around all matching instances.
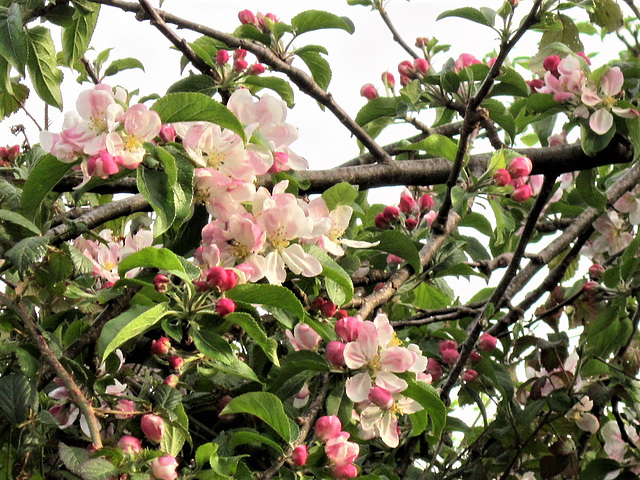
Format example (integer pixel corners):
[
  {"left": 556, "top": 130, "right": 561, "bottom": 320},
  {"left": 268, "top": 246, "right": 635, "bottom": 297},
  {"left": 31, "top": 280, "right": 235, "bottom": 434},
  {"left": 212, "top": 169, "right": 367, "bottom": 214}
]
[
  {"left": 577, "top": 51, "right": 591, "bottom": 65},
  {"left": 368, "top": 386, "right": 394, "bottom": 409},
  {"left": 398, "top": 60, "right": 415, "bottom": 77},
  {"left": 151, "top": 337, "right": 171, "bottom": 356},
  {"left": 381, "top": 71, "right": 395, "bottom": 88},
  {"left": 154, "top": 274, "right": 170, "bottom": 293},
  {"left": 216, "top": 298, "right": 236, "bottom": 317},
  {"left": 326, "top": 341, "right": 346, "bottom": 367},
  {"left": 315, "top": 415, "right": 342, "bottom": 442},
  {"left": 375, "top": 213, "right": 390, "bottom": 229},
  {"left": 216, "top": 49, "right": 230, "bottom": 65},
  {"left": 414, "top": 58, "right": 430, "bottom": 74},
  {"left": 158, "top": 125, "right": 176, "bottom": 143},
  {"left": 427, "top": 357, "right": 443, "bottom": 381},
  {"left": 320, "top": 300, "right": 337, "bottom": 318},
  {"left": 494, "top": 168, "right": 511, "bottom": 187},
  {"left": 335, "top": 316, "right": 360, "bottom": 342},
  {"left": 331, "top": 464, "right": 358, "bottom": 479},
  {"left": 168, "top": 355, "right": 184, "bottom": 371},
  {"left": 512, "top": 184, "right": 532, "bottom": 202},
  {"left": 118, "top": 435, "right": 142, "bottom": 455},
  {"left": 399, "top": 193, "right": 417, "bottom": 214},
  {"left": 478, "top": 333, "right": 498, "bottom": 351},
  {"left": 419, "top": 193, "right": 434, "bottom": 211},
  {"left": 238, "top": 9, "right": 256, "bottom": 25},
  {"left": 527, "top": 78, "right": 545, "bottom": 90},
  {"left": 469, "top": 351, "right": 482, "bottom": 363},
  {"left": 542, "top": 55, "right": 561, "bottom": 75},
  {"left": 383, "top": 205, "right": 400, "bottom": 221},
  {"left": 292, "top": 445, "right": 308, "bottom": 467},
  {"left": 416, "top": 37, "right": 429, "bottom": 48},
  {"left": 360, "top": 83, "right": 378, "bottom": 100},
  {"left": 140, "top": 414, "right": 164, "bottom": 443},
  {"left": 405, "top": 217, "right": 418, "bottom": 231},
  {"left": 462, "top": 369, "right": 478, "bottom": 382},
  {"left": 248, "top": 63, "right": 265, "bottom": 75},
  {"left": 234, "top": 48, "right": 247, "bottom": 60},
  {"left": 163, "top": 374, "right": 179, "bottom": 388},
  {"left": 589, "top": 264, "right": 605, "bottom": 281},
  {"left": 233, "top": 59, "right": 248, "bottom": 72},
  {"left": 508, "top": 156, "right": 533, "bottom": 179}
]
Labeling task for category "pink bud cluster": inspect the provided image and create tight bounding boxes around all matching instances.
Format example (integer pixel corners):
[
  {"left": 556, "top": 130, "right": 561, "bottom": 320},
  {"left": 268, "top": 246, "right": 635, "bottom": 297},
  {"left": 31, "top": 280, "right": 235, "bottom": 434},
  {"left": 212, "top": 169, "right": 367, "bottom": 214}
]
[
  {"left": 214, "top": 46, "right": 265, "bottom": 75},
  {"left": 493, "top": 156, "right": 534, "bottom": 202},
  {"left": 326, "top": 316, "right": 362, "bottom": 368},
  {"left": 431, "top": 333, "right": 497, "bottom": 384},
  {"left": 0, "top": 144, "right": 19, "bottom": 166},
  {"left": 238, "top": 9, "right": 280, "bottom": 35},
  {"left": 374, "top": 191, "right": 436, "bottom": 234},
  {"left": 398, "top": 58, "right": 430, "bottom": 86},
  {"left": 314, "top": 416, "right": 359, "bottom": 479}
]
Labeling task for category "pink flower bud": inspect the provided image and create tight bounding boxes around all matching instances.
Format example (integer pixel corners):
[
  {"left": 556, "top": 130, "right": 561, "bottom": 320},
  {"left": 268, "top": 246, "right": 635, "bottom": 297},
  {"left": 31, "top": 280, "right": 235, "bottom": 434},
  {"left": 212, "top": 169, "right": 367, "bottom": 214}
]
[
  {"left": 543, "top": 55, "right": 561, "bottom": 75},
  {"left": 405, "top": 218, "right": 418, "bottom": 231},
  {"left": 150, "top": 455, "right": 178, "bottom": 480},
  {"left": 454, "top": 53, "right": 481, "bottom": 73},
  {"left": 478, "top": 333, "right": 498, "bottom": 352},
  {"left": 154, "top": 274, "right": 170, "bottom": 293},
  {"left": 168, "top": 355, "right": 184, "bottom": 371},
  {"left": 441, "top": 348, "right": 460, "bottom": 365},
  {"left": 315, "top": 415, "right": 342, "bottom": 442},
  {"left": 115, "top": 399, "right": 135, "bottom": 419},
  {"left": 493, "top": 168, "right": 511, "bottom": 186},
  {"left": 325, "top": 433, "right": 359, "bottom": 465},
  {"left": 414, "top": 58, "right": 430, "bottom": 74},
  {"left": 368, "top": 386, "right": 394, "bottom": 410},
  {"left": 469, "top": 351, "right": 482, "bottom": 363},
  {"left": 582, "top": 280, "right": 599, "bottom": 294},
  {"left": 158, "top": 125, "right": 176, "bottom": 143},
  {"left": 248, "top": 63, "right": 265, "bottom": 75},
  {"left": 508, "top": 0, "right": 520, "bottom": 5},
  {"left": 292, "top": 445, "right": 308, "bottom": 467},
  {"left": 577, "top": 51, "right": 591, "bottom": 65},
  {"left": 206, "top": 267, "right": 238, "bottom": 292},
  {"left": 311, "top": 297, "right": 326, "bottom": 310},
  {"left": 419, "top": 193, "right": 434, "bottom": 211},
  {"left": 399, "top": 193, "right": 416, "bottom": 214},
  {"left": 508, "top": 156, "right": 533, "bottom": 179},
  {"left": 233, "top": 59, "right": 248, "bottom": 72},
  {"left": 398, "top": 60, "right": 415, "bottom": 77},
  {"left": 462, "top": 369, "right": 478, "bottom": 383},
  {"left": 118, "top": 435, "right": 142, "bottom": 455},
  {"left": 381, "top": 71, "right": 395, "bottom": 88},
  {"left": 193, "top": 280, "right": 209, "bottom": 292},
  {"left": 265, "top": 12, "right": 278, "bottom": 22},
  {"left": 216, "top": 298, "right": 236, "bottom": 317},
  {"left": 151, "top": 337, "right": 171, "bottom": 356},
  {"left": 439, "top": 340, "right": 458, "bottom": 355},
  {"left": 216, "top": 49, "right": 230, "bottom": 65},
  {"left": 427, "top": 357, "right": 443, "bottom": 381},
  {"left": 141, "top": 414, "right": 164, "bottom": 443},
  {"left": 589, "top": 264, "right": 605, "bottom": 281},
  {"left": 375, "top": 213, "right": 390, "bottom": 229},
  {"left": 331, "top": 463, "right": 358, "bottom": 479},
  {"left": 238, "top": 9, "right": 256, "bottom": 25},
  {"left": 335, "top": 316, "right": 361, "bottom": 342},
  {"left": 234, "top": 48, "right": 247, "bottom": 60},
  {"left": 360, "top": 83, "right": 378, "bottom": 100},
  {"left": 87, "top": 151, "right": 120, "bottom": 178},
  {"left": 527, "top": 78, "right": 545, "bottom": 90},
  {"left": 387, "top": 254, "right": 404, "bottom": 265},
  {"left": 320, "top": 300, "right": 337, "bottom": 318},
  {"left": 383, "top": 205, "right": 400, "bottom": 221},
  {"left": 416, "top": 37, "right": 429, "bottom": 48},
  {"left": 400, "top": 74, "right": 411, "bottom": 86},
  {"left": 163, "top": 374, "right": 179, "bottom": 388},
  {"left": 335, "top": 309, "right": 348, "bottom": 320},
  {"left": 287, "top": 323, "right": 322, "bottom": 351},
  {"left": 512, "top": 184, "right": 532, "bottom": 202},
  {"left": 326, "top": 340, "right": 346, "bottom": 367}
]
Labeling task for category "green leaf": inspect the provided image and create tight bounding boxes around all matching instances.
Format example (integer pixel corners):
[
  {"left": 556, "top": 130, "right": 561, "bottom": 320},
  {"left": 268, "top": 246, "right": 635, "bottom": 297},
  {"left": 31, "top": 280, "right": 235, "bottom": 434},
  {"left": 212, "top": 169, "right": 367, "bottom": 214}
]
[
  {"left": 61, "top": 3, "right": 99, "bottom": 67},
  {"left": 77, "top": 458, "right": 118, "bottom": 480},
  {"left": 21, "top": 154, "right": 71, "bottom": 221},
  {"left": 208, "top": 356, "right": 262, "bottom": 384},
  {"left": 191, "top": 326, "right": 235, "bottom": 365},
  {"left": 589, "top": 0, "right": 623, "bottom": 33},
  {"left": 483, "top": 99, "right": 515, "bottom": 140},
  {"left": 161, "top": 402, "right": 189, "bottom": 457},
  {"left": 437, "top": 7, "right": 494, "bottom": 27},
  {"left": 304, "top": 245, "right": 354, "bottom": 305},
  {"left": 99, "top": 303, "right": 169, "bottom": 362},
  {"left": 0, "top": 4, "right": 28, "bottom": 75},
  {"left": 322, "top": 182, "right": 359, "bottom": 210},
  {"left": 151, "top": 92, "right": 246, "bottom": 142},
  {"left": 118, "top": 247, "right": 196, "bottom": 284},
  {"left": 575, "top": 169, "right": 607, "bottom": 210},
  {"left": 221, "top": 392, "right": 292, "bottom": 442},
  {"left": 167, "top": 74, "right": 218, "bottom": 96},
  {"left": 226, "top": 312, "right": 279, "bottom": 366},
  {"left": 296, "top": 49, "right": 331, "bottom": 91},
  {"left": 399, "top": 134, "right": 458, "bottom": 162},
  {"left": 0, "top": 209, "right": 41, "bottom": 235},
  {"left": 355, "top": 97, "right": 401, "bottom": 126},
  {"left": 227, "top": 284, "right": 305, "bottom": 321},
  {"left": 137, "top": 166, "right": 175, "bottom": 237},
  {"left": 540, "top": 13, "right": 584, "bottom": 53},
  {"left": 580, "top": 122, "right": 615, "bottom": 156},
  {"left": 26, "top": 26, "right": 63, "bottom": 109},
  {"left": 243, "top": 75, "right": 294, "bottom": 108},
  {"left": 0, "top": 78, "right": 29, "bottom": 119},
  {"left": 267, "top": 350, "right": 329, "bottom": 394},
  {"left": 58, "top": 443, "right": 90, "bottom": 475},
  {"left": 460, "top": 212, "right": 493, "bottom": 237},
  {"left": 374, "top": 230, "right": 422, "bottom": 273},
  {"left": 0, "top": 374, "right": 31, "bottom": 424},
  {"left": 402, "top": 379, "right": 446, "bottom": 439},
  {"left": 291, "top": 10, "right": 355, "bottom": 35},
  {"left": 411, "top": 283, "right": 452, "bottom": 310},
  {"left": 581, "top": 458, "right": 622, "bottom": 480},
  {"left": 493, "top": 67, "right": 529, "bottom": 97},
  {"left": 229, "top": 430, "right": 284, "bottom": 454},
  {"left": 103, "top": 57, "right": 144, "bottom": 77},
  {"left": 6, "top": 236, "right": 49, "bottom": 276},
  {"left": 233, "top": 24, "right": 271, "bottom": 45}
]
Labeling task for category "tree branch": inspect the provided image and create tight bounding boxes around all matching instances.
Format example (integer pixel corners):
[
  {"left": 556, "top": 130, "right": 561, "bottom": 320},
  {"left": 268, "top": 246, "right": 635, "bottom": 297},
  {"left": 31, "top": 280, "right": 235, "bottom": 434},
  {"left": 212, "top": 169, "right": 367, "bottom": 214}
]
[
  {"left": 622, "top": 0, "right": 640, "bottom": 22},
  {"left": 80, "top": 56, "right": 100, "bottom": 85},
  {"left": 377, "top": 4, "right": 419, "bottom": 59}
]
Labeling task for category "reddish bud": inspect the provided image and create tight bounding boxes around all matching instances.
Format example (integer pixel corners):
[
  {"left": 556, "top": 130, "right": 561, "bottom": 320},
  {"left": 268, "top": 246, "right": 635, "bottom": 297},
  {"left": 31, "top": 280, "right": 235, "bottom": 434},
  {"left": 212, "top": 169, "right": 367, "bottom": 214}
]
[
  {"left": 154, "top": 274, "right": 170, "bottom": 293},
  {"left": 478, "top": 333, "right": 498, "bottom": 352},
  {"left": 315, "top": 415, "right": 342, "bottom": 442},
  {"left": 216, "top": 49, "right": 230, "bottom": 65},
  {"left": 292, "top": 445, "right": 308, "bottom": 467},
  {"left": 589, "top": 264, "right": 605, "bottom": 281},
  {"left": 439, "top": 340, "right": 458, "bottom": 354},
  {"left": 400, "top": 74, "right": 412, "bottom": 86},
  {"left": 462, "top": 369, "right": 478, "bottom": 382},
  {"left": 398, "top": 60, "right": 415, "bottom": 77},
  {"left": 320, "top": 300, "right": 337, "bottom": 318},
  {"left": 234, "top": 48, "right": 247, "bottom": 60},
  {"left": 441, "top": 348, "right": 460, "bottom": 365},
  {"left": 381, "top": 71, "right": 395, "bottom": 88},
  {"left": 469, "top": 351, "right": 482, "bottom": 363},
  {"left": 494, "top": 168, "right": 511, "bottom": 187},
  {"left": 248, "top": 63, "right": 265, "bottom": 75},
  {"left": 419, "top": 193, "right": 434, "bottom": 211},
  {"left": 405, "top": 217, "right": 418, "bottom": 231},
  {"left": 399, "top": 193, "right": 417, "bottom": 214},
  {"left": 5, "top": 145, "right": 19, "bottom": 161},
  {"left": 233, "top": 59, "right": 248, "bottom": 72},
  {"left": 577, "top": 51, "right": 591, "bottom": 65},
  {"left": 238, "top": 9, "right": 256, "bottom": 25},
  {"left": 582, "top": 280, "right": 599, "bottom": 294},
  {"left": 193, "top": 280, "right": 209, "bottom": 292},
  {"left": 427, "top": 357, "right": 443, "bottom": 381},
  {"left": 206, "top": 267, "right": 238, "bottom": 292},
  {"left": 151, "top": 337, "right": 171, "bottom": 356},
  {"left": 216, "top": 298, "right": 236, "bottom": 317},
  {"left": 311, "top": 297, "right": 326, "bottom": 310},
  {"left": 331, "top": 464, "right": 358, "bottom": 480},
  {"left": 158, "top": 125, "right": 176, "bottom": 143},
  {"left": 527, "top": 78, "right": 545, "bottom": 90},
  {"left": 512, "top": 184, "right": 532, "bottom": 202},
  {"left": 150, "top": 455, "right": 179, "bottom": 480},
  {"left": 118, "top": 435, "right": 142, "bottom": 455},
  {"left": 508, "top": 156, "right": 533, "bottom": 179},
  {"left": 335, "top": 316, "right": 361, "bottom": 342},
  {"left": 168, "top": 355, "right": 184, "bottom": 371},
  {"left": 375, "top": 213, "right": 390, "bottom": 229},
  {"left": 508, "top": 0, "right": 520, "bottom": 5},
  {"left": 416, "top": 37, "right": 429, "bottom": 48},
  {"left": 163, "top": 374, "right": 179, "bottom": 388},
  {"left": 414, "top": 58, "right": 430, "bottom": 74},
  {"left": 335, "top": 309, "right": 348, "bottom": 320},
  {"left": 265, "top": 12, "right": 278, "bottom": 22},
  {"left": 383, "top": 205, "right": 400, "bottom": 221},
  {"left": 387, "top": 254, "right": 404, "bottom": 265},
  {"left": 543, "top": 55, "right": 561, "bottom": 75},
  {"left": 140, "top": 414, "right": 164, "bottom": 443},
  {"left": 368, "top": 386, "right": 394, "bottom": 410},
  {"left": 360, "top": 83, "right": 378, "bottom": 100},
  {"left": 326, "top": 341, "right": 346, "bottom": 367}
]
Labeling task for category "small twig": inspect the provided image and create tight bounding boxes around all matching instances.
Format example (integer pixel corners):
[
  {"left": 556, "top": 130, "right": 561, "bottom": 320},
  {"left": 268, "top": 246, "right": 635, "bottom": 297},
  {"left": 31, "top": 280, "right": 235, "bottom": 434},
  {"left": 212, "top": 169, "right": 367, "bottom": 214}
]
[
  {"left": 405, "top": 116, "right": 432, "bottom": 135},
  {"left": 0, "top": 292, "right": 103, "bottom": 448},
  {"left": 377, "top": 4, "right": 419, "bottom": 59},
  {"left": 80, "top": 56, "right": 100, "bottom": 85},
  {"left": 535, "top": 290, "right": 583, "bottom": 320},
  {"left": 467, "top": 252, "right": 514, "bottom": 277},
  {"left": 623, "top": 0, "right": 640, "bottom": 22},
  {"left": 480, "top": 117, "right": 505, "bottom": 150}
]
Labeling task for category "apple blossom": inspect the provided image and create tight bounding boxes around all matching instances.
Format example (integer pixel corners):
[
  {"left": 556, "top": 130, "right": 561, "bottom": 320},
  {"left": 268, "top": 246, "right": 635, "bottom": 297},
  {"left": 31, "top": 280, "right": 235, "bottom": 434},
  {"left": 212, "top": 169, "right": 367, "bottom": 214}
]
[
  {"left": 141, "top": 414, "right": 164, "bottom": 443},
  {"left": 478, "top": 332, "right": 498, "bottom": 351},
  {"left": 216, "top": 298, "right": 236, "bottom": 317},
  {"left": 117, "top": 435, "right": 142, "bottom": 455},
  {"left": 292, "top": 445, "right": 308, "bottom": 467},
  {"left": 286, "top": 323, "right": 322, "bottom": 351},
  {"left": 326, "top": 341, "right": 347, "bottom": 367},
  {"left": 360, "top": 83, "right": 378, "bottom": 100},
  {"left": 315, "top": 416, "right": 342, "bottom": 442},
  {"left": 150, "top": 455, "right": 179, "bottom": 480},
  {"left": 151, "top": 337, "right": 171, "bottom": 356}
]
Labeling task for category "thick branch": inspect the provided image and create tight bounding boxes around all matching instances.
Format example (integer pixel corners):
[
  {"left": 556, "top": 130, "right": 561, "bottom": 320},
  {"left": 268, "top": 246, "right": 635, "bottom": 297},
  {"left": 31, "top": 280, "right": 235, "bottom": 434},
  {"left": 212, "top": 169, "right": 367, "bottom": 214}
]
[
  {"left": 88, "top": 0, "right": 393, "bottom": 163},
  {"left": 0, "top": 292, "right": 103, "bottom": 448}
]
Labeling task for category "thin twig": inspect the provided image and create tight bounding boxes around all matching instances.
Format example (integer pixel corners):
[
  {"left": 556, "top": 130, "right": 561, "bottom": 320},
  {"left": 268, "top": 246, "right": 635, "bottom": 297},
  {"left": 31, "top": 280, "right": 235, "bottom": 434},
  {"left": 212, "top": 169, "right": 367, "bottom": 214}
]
[
  {"left": 377, "top": 4, "right": 419, "bottom": 59},
  {"left": 623, "top": 0, "right": 640, "bottom": 22},
  {"left": 80, "top": 56, "right": 100, "bottom": 85}
]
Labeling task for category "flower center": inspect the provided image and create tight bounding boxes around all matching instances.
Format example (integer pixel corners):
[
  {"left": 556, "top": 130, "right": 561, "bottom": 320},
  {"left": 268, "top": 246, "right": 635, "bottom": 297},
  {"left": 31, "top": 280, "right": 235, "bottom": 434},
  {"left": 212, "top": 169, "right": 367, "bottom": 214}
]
[
  {"left": 232, "top": 240, "right": 249, "bottom": 258},
  {"left": 205, "top": 147, "right": 226, "bottom": 169},
  {"left": 125, "top": 135, "right": 142, "bottom": 152}
]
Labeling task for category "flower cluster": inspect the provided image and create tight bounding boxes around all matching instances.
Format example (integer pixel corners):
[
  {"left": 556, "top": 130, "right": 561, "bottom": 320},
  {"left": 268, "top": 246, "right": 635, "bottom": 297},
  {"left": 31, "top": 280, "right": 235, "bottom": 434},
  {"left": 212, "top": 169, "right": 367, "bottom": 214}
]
[
  {"left": 375, "top": 190, "right": 436, "bottom": 233},
  {"left": 314, "top": 416, "right": 360, "bottom": 479}
]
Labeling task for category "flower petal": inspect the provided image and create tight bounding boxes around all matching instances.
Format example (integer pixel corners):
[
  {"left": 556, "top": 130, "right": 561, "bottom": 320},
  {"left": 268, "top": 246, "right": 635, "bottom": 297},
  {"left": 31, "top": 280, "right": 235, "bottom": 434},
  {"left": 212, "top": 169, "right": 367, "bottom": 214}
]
[
  {"left": 589, "top": 108, "right": 613, "bottom": 135},
  {"left": 345, "top": 371, "right": 372, "bottom": 403}
]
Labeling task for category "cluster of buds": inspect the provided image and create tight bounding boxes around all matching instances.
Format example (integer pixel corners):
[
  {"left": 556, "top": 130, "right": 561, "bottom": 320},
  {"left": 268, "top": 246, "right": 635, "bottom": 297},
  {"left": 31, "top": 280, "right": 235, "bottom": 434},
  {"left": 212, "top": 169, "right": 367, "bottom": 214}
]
[
  {"left": 429, "top": 333, "right": 497, "bottom": 383},
  {"left": 375, "top": 191, "right": 436, "bottom": 233},
  {"left": 311, "top": 297, "right": 348, "bottom": 319},
  {"left": 314, "top": 416, "right": 359, "bottom": 479},
  {"left": 0, "top": 144, "right": 19, "bottom": 166},
  {"left": 398, "top": 58, "right": 430, "bottom": 86},
  {"left": 194, "top": 266, "right": 239, "bottom": 293},
  {"left": 493, "top": 156, "right": 534, "bottom": 202},
  {"left": 326, "top": 316, "right": 362, "bottom": 368},
  {"left": 215, "top": 47, "right": 265, "bottom": 76},
  {"left": 238, "top": 9, "right": 280, "bottom": 34}
]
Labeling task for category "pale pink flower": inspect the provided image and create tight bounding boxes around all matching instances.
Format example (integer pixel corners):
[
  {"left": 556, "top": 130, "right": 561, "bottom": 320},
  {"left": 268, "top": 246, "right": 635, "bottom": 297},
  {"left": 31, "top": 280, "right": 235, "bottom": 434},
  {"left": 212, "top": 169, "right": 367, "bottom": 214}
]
[
  {"left": 150, "top": 455, "right": 179, "bottom": 480},
  {"left": 194, "top": 168, "right": 255, "bottom": 221},
  {"left": 602, "top": 420, "right": 640, "bottom": 462},
  {"left": 536, "top": 56, "right": 586, "bottom": 102},
  {"left": 286, "top": 323, "right": 322, "bottom": 351},
  {"left": 107, "top": 103, "right": 161, "bottom": 169},
  {"left": 357, "top": 394, "right": 422, "bottom": 447},
  {"left": 293, "top": 383, "right": 310, "bottom": 408},
  {"left": 566, "top": 396, "right": 599, "bottom": 433},
  {"left": 591, "top": 211, "right": 633, "bottom": 255},
  {"left": 325, "top": 431, "right": 359, "bottom": 465},
  {"left": 613, "top": 188, "right": 640, "bottom": 225},
  {"left": 454, "top": 53, "right": 481, "bottom": 73}
]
